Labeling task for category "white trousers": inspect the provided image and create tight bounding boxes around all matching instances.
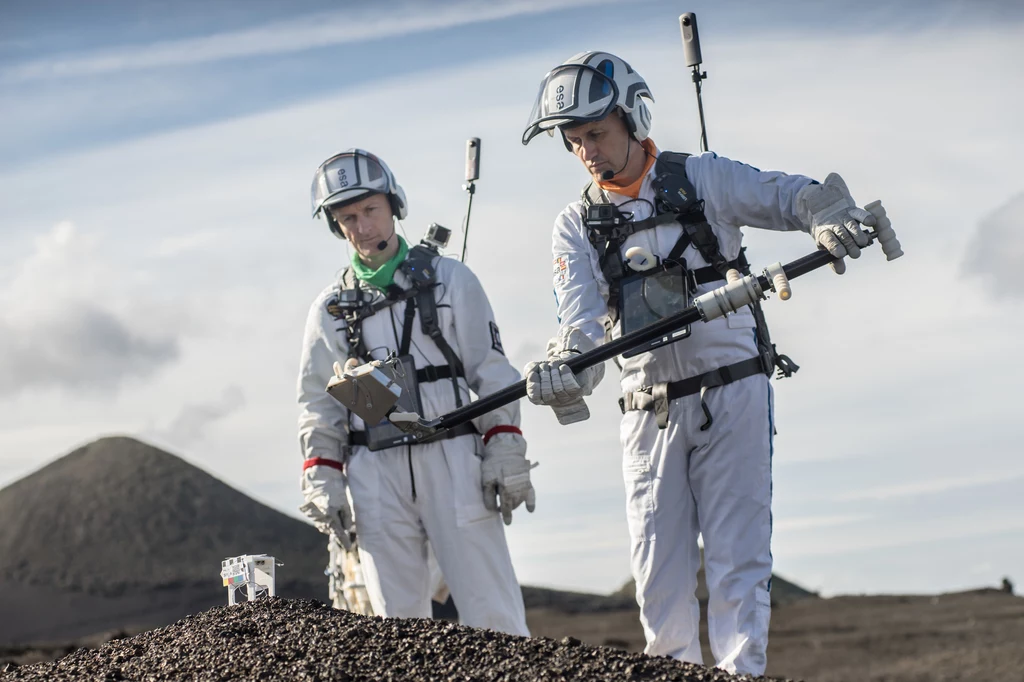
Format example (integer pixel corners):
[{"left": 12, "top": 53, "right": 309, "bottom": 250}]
[
  {"left": 621, "top": 373, "right": 773, "bottom": 676},
  {"left": 346, "top": 435, "right": 529, "bottom": 636}
]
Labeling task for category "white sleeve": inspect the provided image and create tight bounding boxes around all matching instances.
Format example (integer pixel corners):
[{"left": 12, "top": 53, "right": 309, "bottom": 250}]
[
  {"left": 685, "top": 152, "right": 816, "bottom": 233},
  {"left": 297, "top": 293, "right": 349, "bottom": 466},
  {"left": 551, "top": 205, "right": 609, "bottom": 346},
  {"left": 446, "top": 261, "right": 522, "bottom": 437}
]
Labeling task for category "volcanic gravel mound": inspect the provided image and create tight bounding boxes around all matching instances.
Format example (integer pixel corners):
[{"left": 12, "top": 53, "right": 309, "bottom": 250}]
[
  {"left": 1, "top": 598, "right": 791, "bottom": 682},
  {"left": 0, "top": 436, "right": 326, "bottom": 596}
]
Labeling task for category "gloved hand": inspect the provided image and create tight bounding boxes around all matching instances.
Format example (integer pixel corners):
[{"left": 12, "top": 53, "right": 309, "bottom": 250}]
[
  {"left": 795, "top": 172, "right": 876, "bottom": 275},
  {"left": 480, "top": 431, "right": 536, "bottom": 526},
  {"left": 523, "top": 326, "right": 605, "bottom": 425},
  {"left": 299, "top": 463, "right": 356, "bottom": 550}
]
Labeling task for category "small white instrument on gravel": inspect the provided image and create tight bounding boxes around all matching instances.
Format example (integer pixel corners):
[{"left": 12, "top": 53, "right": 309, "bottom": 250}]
[{"left": 220, "top": 554, "right": 277, "bottom": 605}]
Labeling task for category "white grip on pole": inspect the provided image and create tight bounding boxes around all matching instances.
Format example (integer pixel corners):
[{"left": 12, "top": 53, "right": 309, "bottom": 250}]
[
  {"left": 764, "top": 262, "right": 791, "bottom": 300},
  {"left": 694, "top": 272, "right": 764, "bottom": 321},
  {"left": 864, "top": 200, "right": 903, "bottom": 261}
]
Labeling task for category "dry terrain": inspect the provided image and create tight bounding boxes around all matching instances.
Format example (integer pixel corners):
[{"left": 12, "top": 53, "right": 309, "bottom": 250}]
[{"left": 2, "top": 437, "right": 1021, "bottom": 681}]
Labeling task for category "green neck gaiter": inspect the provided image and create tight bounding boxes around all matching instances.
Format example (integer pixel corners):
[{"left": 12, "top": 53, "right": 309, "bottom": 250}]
[{"left": 350, "top": 236, "right": 408, "bottom": 290}]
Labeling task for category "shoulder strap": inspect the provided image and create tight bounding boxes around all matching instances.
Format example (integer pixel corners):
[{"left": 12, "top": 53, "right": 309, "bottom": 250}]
[
  {"left": 341, "top": 266, "right": 359, "bottom": 290},
  {"left": 651, "top": 151, "right": 729, "bottom": 274},
  {"left": 399, "top": 298, "right": 416, "bottom": 356},
  {"left": 402, "top": 246, "right": 465, "bottom": 407},
  {"left": 654, "top": 150, "right": 691, "bottom": 175},
  {"left": 581, "top": 180, "right": 607, "bottom": 211},
  {"left": 684, "top": 222, "right": 731, "bottom": 275}
]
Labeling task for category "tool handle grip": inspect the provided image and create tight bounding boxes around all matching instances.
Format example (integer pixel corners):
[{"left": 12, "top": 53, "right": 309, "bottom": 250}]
[{"left": 864, "top": 200, "right": 903, "bottom": 261}]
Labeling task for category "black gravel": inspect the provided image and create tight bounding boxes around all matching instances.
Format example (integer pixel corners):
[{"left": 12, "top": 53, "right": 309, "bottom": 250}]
[{"left": 1, "top": 598, "right": 794, "bottom": 682}]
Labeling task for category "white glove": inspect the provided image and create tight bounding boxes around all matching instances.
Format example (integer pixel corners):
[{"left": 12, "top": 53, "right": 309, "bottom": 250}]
[
  {"left": 796, "top": 172, "right": 876, "bottom": 275},
  {"left": 523, "top": 326, "right": 605, "bottom": 425},
  {"left": 480, "top": 432, "right": 536, "bottom": 526},
  {"left": 299, "top": 463, "right": 355, "bottom": 550}
]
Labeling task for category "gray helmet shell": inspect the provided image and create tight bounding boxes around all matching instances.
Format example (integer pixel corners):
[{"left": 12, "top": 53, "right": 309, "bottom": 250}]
[
  {"left": 311, "top": 149, "right": 408, "bottom": 239},
  {"left": 522, "top": 51, "right": 653, "bottom": 148}
]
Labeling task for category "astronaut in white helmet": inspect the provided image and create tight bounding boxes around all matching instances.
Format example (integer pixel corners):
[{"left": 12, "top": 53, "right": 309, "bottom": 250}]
[
  {"left": 522, "top": 52, "right": 885, "bottom": 675},
  {"left": 297, "top": 148, "right": 533, "bottom": 634}
]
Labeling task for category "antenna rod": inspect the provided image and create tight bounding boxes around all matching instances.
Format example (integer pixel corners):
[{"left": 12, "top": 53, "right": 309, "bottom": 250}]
[
  {"left": 680, "top": 12, "right": 709, "bottom": 152},
  {"left": 461, "top": 137, "right": 481, "bottom": 262}
]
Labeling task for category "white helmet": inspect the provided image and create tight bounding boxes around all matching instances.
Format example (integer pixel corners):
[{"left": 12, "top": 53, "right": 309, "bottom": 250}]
[
  {"left": 311, "top": 149, "right": 408, "bottom": 239},
  {"left": 522, "top": 51, "right": 654, "bottom": 149}
]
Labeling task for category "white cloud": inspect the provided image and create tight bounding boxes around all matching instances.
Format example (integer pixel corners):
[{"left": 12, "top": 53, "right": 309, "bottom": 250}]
[
  {"left": 779, "top": 515, "right": 1024, "bottom": 560},
  {"left": 836, "top": 471, "right": 1024, "bottom": 503},
  {"left": 0, "top": 223, "right": 180, "bottom": 397},
  {"left": 962, "top": 192, "right": 1024, "bottom": 299},
  {"left": 0, "top": 0, "right": 611, "bottom": 84},
  {"left": 774, "top": 514, "right": 871, "bottom": 532},
  {"left": 154, "top": 231, "right": 219, "bottom": 258},
  {"left": 149, "top": 385, "right": 246, "bottom": 447},
  {"left": 0, "top": 306, "right": 178, "bottom": 396}
]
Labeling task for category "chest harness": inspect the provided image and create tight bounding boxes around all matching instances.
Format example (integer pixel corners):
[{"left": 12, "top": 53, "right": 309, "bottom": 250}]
[
  {"left": 582, "top": 151, "right": 798, "bottom": 430},
  {"left": 326, "top": 244, "right": 477, "bottom": 449}
]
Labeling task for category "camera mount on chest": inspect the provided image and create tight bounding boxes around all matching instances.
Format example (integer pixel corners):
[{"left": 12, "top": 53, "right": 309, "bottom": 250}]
[
  {"left": 581, "top": 155, "right": 706, "bottom": 246},
  {"left": 327, "top": 287, "right": 376, "bottom": 321}
]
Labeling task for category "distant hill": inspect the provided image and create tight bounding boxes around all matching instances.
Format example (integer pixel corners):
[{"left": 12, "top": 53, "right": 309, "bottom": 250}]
[
  {"left": 612, "top": 553, "right": 818, "bottom": 608},
  {"left": 0, "top": 436, "right": 327, "bottom": 643},
  {"left": 0, "top": 436, "right": 327, "bottom": 596}
]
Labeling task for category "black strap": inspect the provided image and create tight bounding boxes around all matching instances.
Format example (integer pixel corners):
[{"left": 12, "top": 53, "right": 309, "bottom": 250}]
[
  {"left": 416, "top": 364, "right": 464, "bottom": 383},
  {"left": 691, "top": 263, "right": 738, "bottom": 286},
  {"left": 598, "top": 211, "right": 680, "bottom": 243},
  {"left": 399, "top": 297, "right": 416, "bottom": 356},
  {"left": 665, "top": 356, "right": 765, "bottom": 401},
  {"left": 415, "top": 285, "right": 465, "bottom": 408},
  {"left": 618, "top": 356, "right": 766, "bottom": 431},
  {"left": 349, "top": 421, "right": 478, "bottom": 447}
]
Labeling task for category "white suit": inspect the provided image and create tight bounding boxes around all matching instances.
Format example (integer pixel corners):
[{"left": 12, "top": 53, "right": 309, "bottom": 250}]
[
  {"left": 298, "top": 251, "right": 529, "bottom": 636},
  {"left": 551, "top": 149, "right": 814, "bottom": 674}
]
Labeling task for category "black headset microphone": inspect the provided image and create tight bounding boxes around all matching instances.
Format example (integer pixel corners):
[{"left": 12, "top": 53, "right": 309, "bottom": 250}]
[{"left": 377, "top": 221, "right": 397, "bottom": 251}]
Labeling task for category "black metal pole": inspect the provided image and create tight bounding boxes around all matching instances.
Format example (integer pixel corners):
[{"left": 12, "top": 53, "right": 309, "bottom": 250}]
[
  {"left": 460, "top": 182, "right": 475, "bottom": 262},
  {"left": 427, "top": 247, "right": 841, "bottom": 431},
  {"left": 692, "top": 66, "right": 709, "bottom": 153}
]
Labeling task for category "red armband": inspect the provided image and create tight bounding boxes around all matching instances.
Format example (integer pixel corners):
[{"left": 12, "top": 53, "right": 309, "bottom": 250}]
[
  {"left": 483, "top": 425, "right": 523, "bottom": 445},
  {"left": 303, "top": 457, "right": 344, "bottom": 472}
]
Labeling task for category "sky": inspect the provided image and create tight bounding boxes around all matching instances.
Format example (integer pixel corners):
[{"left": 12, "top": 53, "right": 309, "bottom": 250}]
[{"left": 1, "top": 0, "right": 1023, "bottom": 598}]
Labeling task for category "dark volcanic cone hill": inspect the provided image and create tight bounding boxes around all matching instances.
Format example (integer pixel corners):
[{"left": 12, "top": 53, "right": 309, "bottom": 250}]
[
  {"left": 1, "top": 598, "right": 796, "bottom": 682},
  {"left": 0, "top": 436, "right": 325, "bottom": 596}
]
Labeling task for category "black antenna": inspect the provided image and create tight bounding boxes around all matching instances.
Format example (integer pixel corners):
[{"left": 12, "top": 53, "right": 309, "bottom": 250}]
[
  {"left": 679, "top": 12, "right": 709, "bottom": 153},
  {"left": 460, "top": 137, "right": 481, "bottom": 262}
]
